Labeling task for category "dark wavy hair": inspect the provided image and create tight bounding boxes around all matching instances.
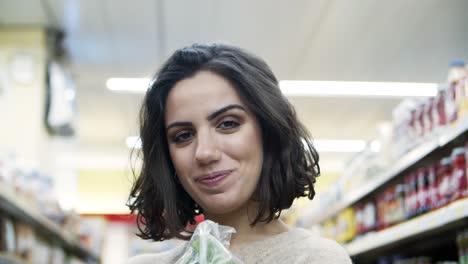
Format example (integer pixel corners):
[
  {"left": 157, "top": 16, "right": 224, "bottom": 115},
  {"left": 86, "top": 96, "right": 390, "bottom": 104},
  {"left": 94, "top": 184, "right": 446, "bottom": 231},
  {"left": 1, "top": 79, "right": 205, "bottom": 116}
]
[{"left": 128, "top": 43, "right": 320, "bottom": 241}]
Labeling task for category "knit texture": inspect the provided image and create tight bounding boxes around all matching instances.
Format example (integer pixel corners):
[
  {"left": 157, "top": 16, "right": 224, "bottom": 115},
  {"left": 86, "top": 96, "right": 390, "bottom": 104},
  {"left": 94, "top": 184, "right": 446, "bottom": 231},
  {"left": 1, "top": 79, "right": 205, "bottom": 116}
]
[{"left": 127, "top": 228, "right": 353, "bottom": 264}]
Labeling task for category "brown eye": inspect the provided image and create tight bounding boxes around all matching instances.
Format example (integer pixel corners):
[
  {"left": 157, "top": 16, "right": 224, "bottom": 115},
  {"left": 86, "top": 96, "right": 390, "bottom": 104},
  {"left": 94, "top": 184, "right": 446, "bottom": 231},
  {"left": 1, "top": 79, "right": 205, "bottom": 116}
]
[
  {"left": 172, "top": 131, "right": 194, "bottom": 143},
  {"left": 217, "top": 120, "right": 240, "bottom": 130}
]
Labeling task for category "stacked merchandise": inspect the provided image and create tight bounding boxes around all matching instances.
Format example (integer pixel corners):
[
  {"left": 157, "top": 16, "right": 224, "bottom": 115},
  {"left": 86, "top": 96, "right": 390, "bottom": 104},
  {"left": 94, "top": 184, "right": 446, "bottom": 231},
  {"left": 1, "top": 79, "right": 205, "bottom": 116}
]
[
  {"left": 392, "top": 60, "right": 468, "bottom": 159},
  {"left": 354, "top": 144, "right": 467, "bottom": 236},
  {"left": 0, "top": 153, "right": 96, "bottom": 264},
  {"left": 319, "top": 61, "right": 468, "bottom": 244}
]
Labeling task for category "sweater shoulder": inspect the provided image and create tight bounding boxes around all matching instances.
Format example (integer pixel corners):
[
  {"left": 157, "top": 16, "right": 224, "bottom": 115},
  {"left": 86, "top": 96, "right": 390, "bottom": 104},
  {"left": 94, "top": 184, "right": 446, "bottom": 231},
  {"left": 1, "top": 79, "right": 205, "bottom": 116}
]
[
  {"left": 299, "top": 232, "right": 352, "bottom": 264},
  {"left": 127, "top": 244, "right": 185, "bottom": 264},
  {"left": 234, "top": 228, "right": 352, "bottom": 264}
]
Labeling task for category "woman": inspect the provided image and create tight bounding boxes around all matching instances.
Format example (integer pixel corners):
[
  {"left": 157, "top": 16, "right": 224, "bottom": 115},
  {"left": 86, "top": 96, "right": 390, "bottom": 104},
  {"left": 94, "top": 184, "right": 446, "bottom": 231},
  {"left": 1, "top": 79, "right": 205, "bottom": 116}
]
[{"left": 128, "top": 43, "right": 352, "bottom": 263}]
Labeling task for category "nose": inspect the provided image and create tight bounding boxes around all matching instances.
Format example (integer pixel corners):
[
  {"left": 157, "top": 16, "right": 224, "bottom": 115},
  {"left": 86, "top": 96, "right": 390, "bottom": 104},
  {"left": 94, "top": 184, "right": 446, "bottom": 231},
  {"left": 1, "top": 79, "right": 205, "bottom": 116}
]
[{"left": 194, "top": 129, "right": 220, "bottom": 165}]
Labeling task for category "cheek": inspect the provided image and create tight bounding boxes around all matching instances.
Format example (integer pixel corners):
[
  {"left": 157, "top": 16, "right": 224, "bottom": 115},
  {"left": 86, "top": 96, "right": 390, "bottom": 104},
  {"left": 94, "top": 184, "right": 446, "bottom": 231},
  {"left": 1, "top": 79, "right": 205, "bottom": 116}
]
[
  {"left": 169, "top": 147, "right": 192, "bottom": 178},
  {"left": 171, "top": 150, "right": 196, "bottom": 194},
  {"left": 225, "top": 127, "right": 263, "bottom": 168}
]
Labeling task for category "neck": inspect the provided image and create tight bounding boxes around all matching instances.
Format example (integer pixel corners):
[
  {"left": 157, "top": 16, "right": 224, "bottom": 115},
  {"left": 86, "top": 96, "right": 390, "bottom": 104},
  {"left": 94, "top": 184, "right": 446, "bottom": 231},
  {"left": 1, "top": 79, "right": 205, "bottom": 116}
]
[{"left": 203, "top": 203, "right": 290, "bottom": 249}]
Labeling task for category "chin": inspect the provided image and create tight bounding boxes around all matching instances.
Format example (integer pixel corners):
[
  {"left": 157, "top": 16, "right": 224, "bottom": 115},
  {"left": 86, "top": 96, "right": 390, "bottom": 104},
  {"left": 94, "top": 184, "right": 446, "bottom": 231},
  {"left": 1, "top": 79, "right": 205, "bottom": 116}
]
[{"left": 200, "top": 199, "right": 245, "bottom": 216}]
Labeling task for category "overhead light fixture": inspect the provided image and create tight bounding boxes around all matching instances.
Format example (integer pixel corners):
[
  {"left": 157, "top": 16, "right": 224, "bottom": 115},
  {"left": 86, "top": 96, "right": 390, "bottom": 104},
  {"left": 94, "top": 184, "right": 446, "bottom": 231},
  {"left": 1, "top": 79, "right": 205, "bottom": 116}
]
[
  {"left": 312, "top": 139, "right": 367, "bottom": 153},
  {"left": 107, "top": 78, "right": 438, "bottom": 97},
  {"left": 279, "top": 81, "right": 438, "bottom": 97},
  {"left": 106, "top": 78, "right": 150, "bottom": 93}
]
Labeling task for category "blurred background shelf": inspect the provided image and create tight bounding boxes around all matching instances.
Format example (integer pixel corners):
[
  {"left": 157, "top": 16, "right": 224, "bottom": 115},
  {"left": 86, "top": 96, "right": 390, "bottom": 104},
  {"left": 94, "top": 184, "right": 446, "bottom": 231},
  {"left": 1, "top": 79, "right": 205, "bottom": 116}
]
[
  {"left": 0, "top": 185, "right": 99, "bottom": 263},
  {"left": 346, "top": 198, "right": 468, "bottom": 259},
  {"left": 316, "top": 118, "right": 468, "bottom": 225},
  {"left": 0, "top": 254, "right": 25, "bottom": 264}
]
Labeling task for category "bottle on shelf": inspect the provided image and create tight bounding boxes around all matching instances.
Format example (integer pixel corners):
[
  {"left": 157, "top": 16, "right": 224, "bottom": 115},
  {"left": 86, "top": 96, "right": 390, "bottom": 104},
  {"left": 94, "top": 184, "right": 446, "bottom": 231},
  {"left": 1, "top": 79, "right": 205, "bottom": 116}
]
[
  {"left": 427, "top": 164, "right": 440, "bottom": 211},
  {"left": 450, "top": 147, "right": 467, "bottom": 202},
  {"left": 437, "top": 157, "right": 453, "bottom": 209},
  {"left": 447, "top": 60, "right": 468, "bottom": 120},
  {"left": 416, "top": 167, "right": 430, "bottom": 214}
]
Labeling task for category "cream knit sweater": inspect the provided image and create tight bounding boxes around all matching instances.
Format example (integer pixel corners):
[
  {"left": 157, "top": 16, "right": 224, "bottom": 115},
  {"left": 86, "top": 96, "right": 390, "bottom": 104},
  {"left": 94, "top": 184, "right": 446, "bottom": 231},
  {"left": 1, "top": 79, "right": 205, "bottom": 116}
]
[{"left": 128, "top": 228, "right": 352, "bottom": 264}]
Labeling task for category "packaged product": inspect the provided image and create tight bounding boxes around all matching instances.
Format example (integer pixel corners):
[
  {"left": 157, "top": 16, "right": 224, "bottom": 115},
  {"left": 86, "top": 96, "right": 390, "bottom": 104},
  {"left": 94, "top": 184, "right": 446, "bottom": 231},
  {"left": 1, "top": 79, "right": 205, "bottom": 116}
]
[
  {"left": 424, "top": 98, "right": 435, "bottom": 135},
  {"left": 450, "top": 147, "right": 467, "bottom": 202},
  {"left": 322, "top": 218, "right": 338, "bottom": 240},
  {"left": 445, "top": 82, "right": 458, "bottom": 124},
  {"left": 336, "top": 207, "right": 356, "bottom": 243},
  {"left": 416, "top": 168, "right": 430, "bottom": 214},
  {"left": 404, "top": 173, "right": 418, "bottom": 218},
  {"left": 175, "top": 220, "right": 243, "bottom": 264},
  {"left": 15, "top": 222, "right": 36, "bottom": 261},
  {"left": 394, "top": 184, "right": 406, "bottom": 223},
  {"left": 448, "top": 60, "right": 467, "bottom": 119},
  {"left": 354, "top": 204, "right": 364, "bottom": 236},
  {"left": 437, "top": 157, "right": 453, "bottom": 208},
  {"left": 383, "top": 187, "right": 394, "bottom": 225},
  {"left": 1, "top": 218, "right": 16, "bottom": 254},
  {"left": 427, "top": 164, "right": 440, "bottom": 210},
  {"left": 435, "top": 87, "right": 448, "bottom": 131},
  {"left": 31, "top": 237, "right": 52, "bottom": 264},
  {"left": 362, "top": 200, "right": 377, "bottom": 233},
  {"left": 50, "top": 246, "right": 66, "bottom": 264},
  {"left": 376, "top": 192, "right": 386, "bottom": 230}
]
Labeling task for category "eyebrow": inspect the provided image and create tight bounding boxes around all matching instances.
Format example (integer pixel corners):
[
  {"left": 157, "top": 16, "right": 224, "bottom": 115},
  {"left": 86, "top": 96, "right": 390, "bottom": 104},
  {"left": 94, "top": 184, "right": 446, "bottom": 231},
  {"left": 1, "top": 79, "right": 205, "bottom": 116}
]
[
  {"left": 207, "top": 104, "right": 246, "bottom": 121},
  {"left": 166, "top": 104, "right": 246, "bottom": 131}
]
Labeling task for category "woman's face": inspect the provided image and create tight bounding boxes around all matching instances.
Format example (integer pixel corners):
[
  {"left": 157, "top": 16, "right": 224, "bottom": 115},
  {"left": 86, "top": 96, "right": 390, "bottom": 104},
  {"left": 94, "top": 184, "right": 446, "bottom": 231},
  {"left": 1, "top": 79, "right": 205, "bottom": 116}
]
[{"left": 165, "top": 71, "right": 263, "bottom": 216}]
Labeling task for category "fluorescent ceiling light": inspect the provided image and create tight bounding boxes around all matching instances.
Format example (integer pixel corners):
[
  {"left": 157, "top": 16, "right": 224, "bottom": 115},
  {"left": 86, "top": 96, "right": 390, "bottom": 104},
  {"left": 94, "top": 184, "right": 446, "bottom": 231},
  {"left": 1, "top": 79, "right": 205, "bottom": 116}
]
[
  {"left": 106, "top": 78, "right": 150, "bottom": 93},
  {"left": 312, "top": 139, "right": 367, "bottom": 153},
  {"left": 279, "top": 81, "right": 438, "bottom": 97},
  {"left": 107, "top": 78, "right": 438, "bottom": 97}
]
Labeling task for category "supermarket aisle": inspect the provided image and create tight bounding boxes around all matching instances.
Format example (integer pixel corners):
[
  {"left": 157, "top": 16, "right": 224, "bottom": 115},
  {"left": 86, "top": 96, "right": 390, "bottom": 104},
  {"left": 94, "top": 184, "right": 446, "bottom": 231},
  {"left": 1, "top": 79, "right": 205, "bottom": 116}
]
[{"left": 1, "top": 1, "right": 468, "bottom": 263}]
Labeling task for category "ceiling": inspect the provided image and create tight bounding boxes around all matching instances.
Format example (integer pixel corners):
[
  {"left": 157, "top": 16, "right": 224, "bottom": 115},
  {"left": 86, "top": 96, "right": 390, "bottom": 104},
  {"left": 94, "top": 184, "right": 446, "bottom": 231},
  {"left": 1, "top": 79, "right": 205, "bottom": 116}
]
[{"left": 1, "top": 0, "right": 468, "bottom": 173}]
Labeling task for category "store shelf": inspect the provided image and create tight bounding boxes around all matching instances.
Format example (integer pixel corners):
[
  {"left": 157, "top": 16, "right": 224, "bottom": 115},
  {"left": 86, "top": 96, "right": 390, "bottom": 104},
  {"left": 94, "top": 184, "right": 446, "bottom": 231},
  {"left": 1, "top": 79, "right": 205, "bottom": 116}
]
[
  {"left": 315, "top": 118, "right": 468, "bottom": 224},
  {"left": 0, "top": 185, "right": 99, "bottom": 263},
  {"left": 345, "top": 197, "right": 468, "bottom": 256},
  {"left": 0, "top": 254, "right": 25, "bottom": 264}
]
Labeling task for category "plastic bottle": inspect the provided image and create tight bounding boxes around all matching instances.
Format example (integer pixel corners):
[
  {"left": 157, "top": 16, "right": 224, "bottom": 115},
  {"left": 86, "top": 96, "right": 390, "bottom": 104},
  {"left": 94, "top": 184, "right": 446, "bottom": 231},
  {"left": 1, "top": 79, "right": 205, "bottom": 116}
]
[
  {"left": 404, "top": 175, "right": 413, "bottom": 218},
  {"left": 451, "top": 147, "right": 467, "bottom": 202},
  {"left": 395, "top": 184, "right": 406, "bottom": 223},
  {"left": 424, "top": 98, "right": 435, "bottom": 136},
  {"left": 376, "top": 193, "right": 386, "bottom": 230},
  {"left": 427, "top": 163, "right": 439, "bottom": 210},
  {"left": 435, "top": 87, "right": 448, "bottom": 130},
  {"left": 354, "top": 203, "right": 364, "bottom": 235},
  {"left": 438, "top": 157, "right": 453, "bottom": 208},
  {"left": 410, "top": 173, "right": 419, "bottom": 217},
  {"left": 446, "top": 82, "right": 459, "bottom": 124},
  {"left": 416, "top": 168, "right": 430, "bottom": 214},
  {"left": 448, "top": 60, "right": 468, "bottom": 121}
]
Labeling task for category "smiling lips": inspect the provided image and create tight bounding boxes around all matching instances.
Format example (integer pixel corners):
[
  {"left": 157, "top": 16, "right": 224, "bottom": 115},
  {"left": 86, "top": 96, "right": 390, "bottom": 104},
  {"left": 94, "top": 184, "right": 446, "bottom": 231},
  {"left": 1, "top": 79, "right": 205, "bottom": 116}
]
[{"left": 196, "top": 170, "right": 233, "bottom": 187}]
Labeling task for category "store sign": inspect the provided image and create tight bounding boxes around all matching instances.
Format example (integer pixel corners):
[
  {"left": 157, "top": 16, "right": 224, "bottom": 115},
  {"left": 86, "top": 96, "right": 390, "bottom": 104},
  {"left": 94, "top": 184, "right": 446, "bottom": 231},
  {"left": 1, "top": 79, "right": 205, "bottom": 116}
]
[{"left": 45, "top": 61, "right": 77, "bottom": 136}]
